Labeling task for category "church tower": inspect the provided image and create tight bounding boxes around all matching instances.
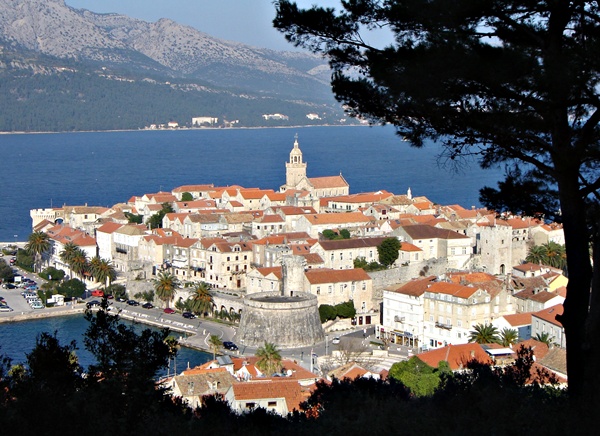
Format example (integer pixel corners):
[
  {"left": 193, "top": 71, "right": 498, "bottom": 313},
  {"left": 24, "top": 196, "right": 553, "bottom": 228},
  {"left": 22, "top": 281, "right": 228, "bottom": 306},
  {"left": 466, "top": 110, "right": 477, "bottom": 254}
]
[{"left": 285, "top": 134, "right": 307, "bottom": 189}]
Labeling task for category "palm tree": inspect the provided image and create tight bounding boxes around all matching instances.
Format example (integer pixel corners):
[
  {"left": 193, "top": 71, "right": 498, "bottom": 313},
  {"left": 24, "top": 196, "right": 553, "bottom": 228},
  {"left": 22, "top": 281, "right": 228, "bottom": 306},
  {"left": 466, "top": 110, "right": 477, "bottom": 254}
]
[
  {"left": 69, "top": 248, "right": 89, "bottom": 281},
  {"left": 499, "top": 328, "right": 519, "bottom": 347},
  {"left": 188, "top": 281, "right": 214, "bottom": 317},
  {"left": 154, "top": 271, "right": 179, "bottom": 308},
  {"left": 208, "top": 334, "right": 223, "bottom": 360},
  {"left": 25, "top": 231, "right": 50, "bottom": 273},
  {"left": 544, "top": 242, "right": 567, "bottom": 270},
  {"left": 526, "top": 245, "right": 547, "bottom": 265},
  {"left": 60, "top": 242, "right": 79, "bottom": 278},
  {"left": 468, "top": 323, "right": 500, "bottom": 344},
  {"left": 164, "top": 336, "right": 180, "bottom": 377},
  {"left": 255, "top": 342, "right": 282, "bottom": 375},
  {"left": 90, "top": 257, "right": 116, "bottom": 288},
  {"left": 533, "top": 332, "right": 557, "bottom": 347}
]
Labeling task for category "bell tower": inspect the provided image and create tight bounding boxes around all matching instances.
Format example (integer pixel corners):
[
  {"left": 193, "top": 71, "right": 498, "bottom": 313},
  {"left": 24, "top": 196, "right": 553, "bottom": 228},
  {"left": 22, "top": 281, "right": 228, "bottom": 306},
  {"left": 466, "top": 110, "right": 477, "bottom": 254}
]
[{"left": 285, "top": 134, "right": 307, "bottom": 189}]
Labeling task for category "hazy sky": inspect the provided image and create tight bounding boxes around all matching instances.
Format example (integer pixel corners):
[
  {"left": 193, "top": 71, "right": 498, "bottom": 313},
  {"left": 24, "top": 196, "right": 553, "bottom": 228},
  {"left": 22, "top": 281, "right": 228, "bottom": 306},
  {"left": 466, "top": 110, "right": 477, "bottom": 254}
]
[{"left": 65, "top": 0, "right": 344, "bottom": 51}]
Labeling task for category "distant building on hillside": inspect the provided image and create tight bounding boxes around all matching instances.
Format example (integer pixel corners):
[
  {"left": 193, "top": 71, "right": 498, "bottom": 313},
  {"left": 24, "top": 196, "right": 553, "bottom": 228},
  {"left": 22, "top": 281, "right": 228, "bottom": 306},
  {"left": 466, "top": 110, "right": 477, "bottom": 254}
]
[{"left": 192, "top": 116, "right": 218, "bottom": 126}]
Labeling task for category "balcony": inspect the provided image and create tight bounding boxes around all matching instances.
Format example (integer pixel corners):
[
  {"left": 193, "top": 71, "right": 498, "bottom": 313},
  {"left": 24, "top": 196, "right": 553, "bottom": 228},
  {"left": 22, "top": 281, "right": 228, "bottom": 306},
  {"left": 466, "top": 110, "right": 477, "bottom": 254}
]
[{"left": 435, "top": 321, "right": 452, "bottom": 330}]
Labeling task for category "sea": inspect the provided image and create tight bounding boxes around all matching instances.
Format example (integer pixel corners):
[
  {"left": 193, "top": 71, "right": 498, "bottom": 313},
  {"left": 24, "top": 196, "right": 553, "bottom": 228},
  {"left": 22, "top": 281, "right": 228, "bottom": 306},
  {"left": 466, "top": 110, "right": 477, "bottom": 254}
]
[
  {"left": 0, "top": 315, "right": 211, "bottom": 371},
  {"left": 0, "top": 125, "right": 503, "bottom": 364},
  {"left": 0, "top": 125, "right": 504, "bottom": 244}
]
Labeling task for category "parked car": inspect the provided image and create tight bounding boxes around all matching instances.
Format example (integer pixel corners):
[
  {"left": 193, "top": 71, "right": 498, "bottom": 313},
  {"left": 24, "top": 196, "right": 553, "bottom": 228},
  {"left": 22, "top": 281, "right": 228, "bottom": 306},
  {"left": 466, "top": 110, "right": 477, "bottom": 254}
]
[
  {"left": 127, "top": 300, "right": 140, "bottom": 306},
  {"left": 223, "top": 341, "right": 238, "bottom": 351},
  {"left": 3, "top": 283, "right": 16, "bottom": 289},
  {"left": 0, "top": 306, "right": 13, "bottom": 312},
  {"left": 86, "top": 300, "right": 101, "bottom": 309},
  {"left": 182, "top": 312, "right": 196, "bottom": 319},
  {"left": 163, "top": 307, "right": 175, "bottom": 314},
  {"left": 332, "top": 336, "right": 341, "bottom": 345},
  {"left": 31, "top": 302, "right": 44, "bottom": 309},
  {"left": 142, "top": 302, "right": 154, "bottom": 309},
  {"left": 117, "top": 296, "right": 127, "bottom": 302},
  {"left": 91, "top": 290, "right": 104, "bottom": 297}
]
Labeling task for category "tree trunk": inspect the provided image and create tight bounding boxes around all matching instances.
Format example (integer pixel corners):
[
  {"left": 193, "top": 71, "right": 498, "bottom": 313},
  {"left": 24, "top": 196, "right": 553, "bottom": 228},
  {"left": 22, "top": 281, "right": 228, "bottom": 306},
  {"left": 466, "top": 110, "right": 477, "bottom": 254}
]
[{"left": 555, "top": 168, "right": 594, "bottom": 403}]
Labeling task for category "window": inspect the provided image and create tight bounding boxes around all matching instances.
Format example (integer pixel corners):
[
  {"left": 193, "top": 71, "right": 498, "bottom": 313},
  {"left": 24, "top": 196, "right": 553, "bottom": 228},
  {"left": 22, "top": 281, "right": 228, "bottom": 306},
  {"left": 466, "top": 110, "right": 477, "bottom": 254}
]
[
  {"left": 268, "top": 401, "right": 277, "bottom": 408},
  {"left": 316, "top": 286, "right": 321, "bottom": 295},
  {"left": 457, "top": 320, "right": 462, "bottom": 327},
  {"left": 362, "top": 282, "right": 366, "bottom": 290},
  {"left": 245, "top": 402, "right": 256, "bottom": 410},
  {"left": 328, "top": 285, "right": 333, "bottom": 294},
  {"left": 227, "top": 256, "right": 230, "bottom": 261},
  {"left": 429, "top": 315, "right": 434, "bottom": 321}
]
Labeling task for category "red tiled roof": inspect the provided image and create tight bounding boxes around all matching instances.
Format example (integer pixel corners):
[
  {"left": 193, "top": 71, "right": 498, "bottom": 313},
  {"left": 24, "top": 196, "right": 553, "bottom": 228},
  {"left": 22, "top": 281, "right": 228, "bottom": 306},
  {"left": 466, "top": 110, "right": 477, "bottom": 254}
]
[
  {"left": 502, "top": 312, "right": 533, "bottom": 327},
  {"left": 389, "top": 276, "right": 437, "bottom": 297},
  {"left": 308, "top": 175, "right": 348, "bottom": 189},
  {"left": 305, "top": 268, "right": 370, "bottom": 284},
  {"left": 418, "top": 343, "right": 493, "bottom": 370},
  {"left": 426, "top": 281, "right": 479, "bottom": 299},
  {"left": 532, "top": 304, "right": 563, "bottom": 327}
]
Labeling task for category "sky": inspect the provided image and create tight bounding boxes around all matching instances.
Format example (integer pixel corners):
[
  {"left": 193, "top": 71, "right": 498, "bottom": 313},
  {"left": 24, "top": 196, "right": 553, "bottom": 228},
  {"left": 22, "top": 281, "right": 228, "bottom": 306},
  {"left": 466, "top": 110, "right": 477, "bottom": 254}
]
[{"left": 65, "top": 0, "right": 345, "bottom": 51}]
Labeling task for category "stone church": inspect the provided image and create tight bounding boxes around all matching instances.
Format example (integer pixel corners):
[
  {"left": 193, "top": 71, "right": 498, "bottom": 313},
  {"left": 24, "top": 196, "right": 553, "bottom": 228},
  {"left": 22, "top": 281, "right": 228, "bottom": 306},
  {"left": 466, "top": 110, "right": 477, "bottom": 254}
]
[{"left": 279, "top": 135, "right": 350, "bottom": 197}]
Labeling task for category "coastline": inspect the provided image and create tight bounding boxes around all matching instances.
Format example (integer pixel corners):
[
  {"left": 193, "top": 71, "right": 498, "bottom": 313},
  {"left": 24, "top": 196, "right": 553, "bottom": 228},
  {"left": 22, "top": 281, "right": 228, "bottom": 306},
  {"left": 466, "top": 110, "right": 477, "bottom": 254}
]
[{"left": 0, "top": 304, "right": 213, "bottom": 354}]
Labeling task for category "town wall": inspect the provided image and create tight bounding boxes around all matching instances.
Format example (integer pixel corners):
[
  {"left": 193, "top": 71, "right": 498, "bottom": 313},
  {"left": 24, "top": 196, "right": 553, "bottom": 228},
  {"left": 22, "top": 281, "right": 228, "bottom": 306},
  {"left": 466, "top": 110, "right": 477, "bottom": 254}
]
[{"left": 238, "top": 291, "right": 324, "bottom": 349}]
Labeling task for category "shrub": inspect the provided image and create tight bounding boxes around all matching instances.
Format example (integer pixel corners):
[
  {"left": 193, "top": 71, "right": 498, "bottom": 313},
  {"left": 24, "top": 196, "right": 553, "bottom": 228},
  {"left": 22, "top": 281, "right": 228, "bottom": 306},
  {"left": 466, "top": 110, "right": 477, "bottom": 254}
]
[
  {"left": 39, "top": 267, "right": 65, "bottom": 281},
  {"left": 334, "top": 300, "right": 356, "bottom": 319},
  {"left": 319, "top": 304, "right": 336, "bottom": 323}
]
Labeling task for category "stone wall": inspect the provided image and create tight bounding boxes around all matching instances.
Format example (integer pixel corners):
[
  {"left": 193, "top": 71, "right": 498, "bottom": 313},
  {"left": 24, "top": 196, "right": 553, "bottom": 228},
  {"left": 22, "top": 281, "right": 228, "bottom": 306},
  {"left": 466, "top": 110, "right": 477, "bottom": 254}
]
[
  {"left": 238, "top": 291, "right": 324, "bottom": 349},
  {"left": 368, "top": 258, "right": 448, "bottom": 295}
]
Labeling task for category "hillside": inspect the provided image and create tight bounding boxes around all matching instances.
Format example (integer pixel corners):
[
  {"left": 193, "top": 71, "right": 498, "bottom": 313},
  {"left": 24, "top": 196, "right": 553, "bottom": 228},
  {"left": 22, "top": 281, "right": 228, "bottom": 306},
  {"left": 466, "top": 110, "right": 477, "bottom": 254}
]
[{"left": 0, "top": 0, "right": 349, "bottom": 131}]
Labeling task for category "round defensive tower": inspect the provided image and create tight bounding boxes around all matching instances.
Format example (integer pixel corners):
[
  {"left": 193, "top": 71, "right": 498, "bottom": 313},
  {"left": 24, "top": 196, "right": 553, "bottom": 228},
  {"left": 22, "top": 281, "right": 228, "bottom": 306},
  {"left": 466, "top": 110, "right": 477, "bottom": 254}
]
[{"left": 238, "top": 255, "right": 324, "bottom": 348}]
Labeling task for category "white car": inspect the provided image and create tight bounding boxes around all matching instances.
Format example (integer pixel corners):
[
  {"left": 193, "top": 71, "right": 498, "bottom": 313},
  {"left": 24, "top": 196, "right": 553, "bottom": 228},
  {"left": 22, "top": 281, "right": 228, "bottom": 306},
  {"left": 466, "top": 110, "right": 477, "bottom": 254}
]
[
  {"left": 332, "top": 336, "right": 341, "bottom": 344},
  {"left": 0, "top": 306, "right": 13, "bottom": 312}
]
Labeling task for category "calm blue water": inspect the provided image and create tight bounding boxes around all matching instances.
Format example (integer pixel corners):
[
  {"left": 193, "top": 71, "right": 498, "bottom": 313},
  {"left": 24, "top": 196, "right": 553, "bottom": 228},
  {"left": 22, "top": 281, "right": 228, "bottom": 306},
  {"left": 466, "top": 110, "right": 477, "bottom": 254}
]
[
  {"left": 0, "top": 126, "right": 503, "bottom": 242},
  {"left": 0, "top": 314, "right": 211, "bottom": 372}
]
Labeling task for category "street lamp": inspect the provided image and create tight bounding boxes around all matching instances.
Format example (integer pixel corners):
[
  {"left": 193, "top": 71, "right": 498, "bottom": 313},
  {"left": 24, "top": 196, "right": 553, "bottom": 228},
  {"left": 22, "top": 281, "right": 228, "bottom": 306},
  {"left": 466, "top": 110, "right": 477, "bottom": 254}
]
[{"left": 13, "top": 235, "right": 17, "bottom": 245}]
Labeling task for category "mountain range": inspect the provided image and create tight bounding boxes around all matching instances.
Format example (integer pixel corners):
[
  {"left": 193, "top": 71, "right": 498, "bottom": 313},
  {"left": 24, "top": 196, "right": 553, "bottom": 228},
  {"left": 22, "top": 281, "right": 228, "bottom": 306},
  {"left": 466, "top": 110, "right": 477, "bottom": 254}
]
[{"left": 0, "top": 0, "right": 350, "bottom": 132}]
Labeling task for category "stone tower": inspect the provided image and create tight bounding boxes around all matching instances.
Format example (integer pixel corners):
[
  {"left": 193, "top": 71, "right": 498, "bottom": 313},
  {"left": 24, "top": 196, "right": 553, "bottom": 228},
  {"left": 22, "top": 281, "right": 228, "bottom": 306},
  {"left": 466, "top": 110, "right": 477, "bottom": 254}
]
[
  {"left": 285, "top": 134, "right": 307, "bottom": 189},
  {"left": 238, "top": 254, "right": 324, "bottom": 349}
]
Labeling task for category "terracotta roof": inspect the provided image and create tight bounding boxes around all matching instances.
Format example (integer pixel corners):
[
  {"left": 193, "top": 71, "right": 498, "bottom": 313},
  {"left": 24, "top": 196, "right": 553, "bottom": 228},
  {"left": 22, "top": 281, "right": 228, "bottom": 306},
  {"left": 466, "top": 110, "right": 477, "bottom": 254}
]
[
  {"left": 516, "top": 339, "right": 550, "bottom": 360},
  {"left": 230, "top": 379, "right": 307, "bottom": 412},
  {"left": 308, "top": 175, "right": 348, "bottom": 189},
  {"left": 399, "top": 242, "right": 422, "bottom": 252},
  {"left": 513, "top": 289, "right": 561, "bottom": 304},
  {"left": 240, "top": 189, "right": 275, "bottom": 200},
  {"left": 171, "top": 184, "right": 214, "bottom": 193},
  {"left": 447, "top": 272, "right": 501, "bottom": 285},
  {"left": 96, "top": 222, "right": 123, "bottom": 234},
  {"left": 401, "top": 224, "right": 470, "bottom": 240},
  {"left": 426, "top": 281, "right": 479, "bottom": 299},
  {"left": 502, "top": 312, "right": 533, "bottom": 327},
  {"left": 255, "top": 266, "right": 283, "bottom": 279},
  {"left": 418, "top": 343, "right": 493, "bottom": 370},
  {"left": 532, "top": 304, "right": 563, "bottom": 327},
  {"left": 305, "top": 268, "right": 370, "bottom": 284},
  {"left": 538, "top": 347, "right": 567, "bottom": 377},
  {"left": 258, "top": 215, "right": 285, "bottom": 223},
  {"left": 299, "top": 253, "right": 324, "bottom": 265},
  {"left": 47, "top": 224, "right": 97, "bottom": 247},
  {"left": 388, "top": 276, "right": 437, "bottom": 297}
]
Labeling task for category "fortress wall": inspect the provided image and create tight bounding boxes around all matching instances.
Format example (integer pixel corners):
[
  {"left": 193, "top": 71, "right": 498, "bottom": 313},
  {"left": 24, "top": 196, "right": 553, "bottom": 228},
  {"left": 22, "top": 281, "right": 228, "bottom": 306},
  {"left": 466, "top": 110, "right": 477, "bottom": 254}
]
[{"left": 239, "top": 291, "right": 324, "bottom": 349}]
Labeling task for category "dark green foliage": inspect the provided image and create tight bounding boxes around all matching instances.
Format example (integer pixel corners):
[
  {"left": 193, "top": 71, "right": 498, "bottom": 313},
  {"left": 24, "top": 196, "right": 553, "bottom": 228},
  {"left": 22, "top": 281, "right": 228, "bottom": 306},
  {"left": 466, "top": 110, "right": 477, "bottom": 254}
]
[
  {"left": 148, "top": 202, "right": 175, "bottom": 229},
  {"left": 322, "top": 229, "right": 337, "bottom": 240},
  {"left": 377, "top": 238, "right": 400, "bottom": 267},
  {"left": 319, "top": 301, "right": 356, "bottom": 322},
  {"left": 353, "top": 256, "right": 385, "bottom": 272},
  {"left": 124, "top": 212, "right": 143, "bottom": 224},
  {"left": 0, "top": 45, "right": 346, "bottom": 132},
  {"left": 0, "top": 259, "right": 14, "bottom": 282},
  {"left": 274, "top": 0, "right": 600, "bottom": 398},
  {"left": 106, "top": 283, "right": 127, "bottom": 299},
  {"left": 339, "top": 229, "right": 350, "bottom": 239},
  {"left": 322, "top": 229, "right": 352, "bottom": 240},
  {"left": 39, "top": 266, "right": 65, "bottom": 281},
  {"left": 319, "top": 304, "right": 336, "bottom": 323},
  {"left": 180, "top": 192, "right": 194, "bottom": 201},
  {"left": 479, "top": 165, "right": 560, "bottom": 221},
  {"left": 388, "top": 356, "right": 449, "bottom": 397},
  {"left": 15, "top": 248, "right": 34, "bottom": 271},
  {"left": 334, "top": 300, "right": 356, "bottom": 319},
  {"left": 56, "top": 278, "right": 86, "bottom": 299}
]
